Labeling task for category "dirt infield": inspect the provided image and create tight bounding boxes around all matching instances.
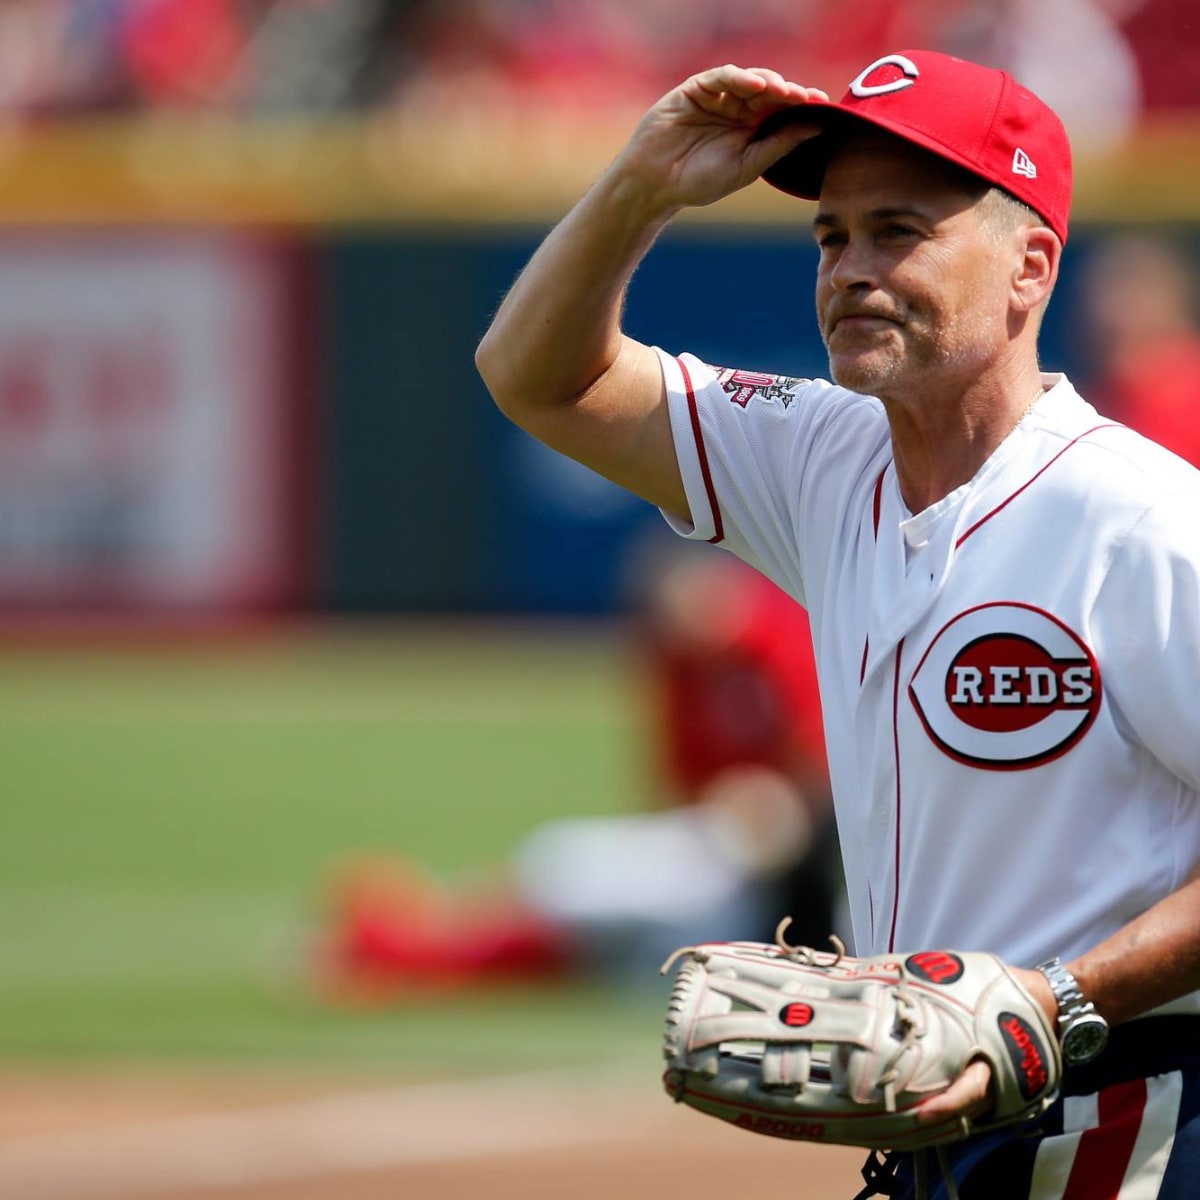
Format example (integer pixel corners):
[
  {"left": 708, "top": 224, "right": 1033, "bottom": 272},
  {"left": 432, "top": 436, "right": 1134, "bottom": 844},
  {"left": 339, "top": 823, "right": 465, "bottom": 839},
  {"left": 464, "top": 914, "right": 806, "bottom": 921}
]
[{"left": 0, "top": 1068, "right": 865, "bottom": 1200}]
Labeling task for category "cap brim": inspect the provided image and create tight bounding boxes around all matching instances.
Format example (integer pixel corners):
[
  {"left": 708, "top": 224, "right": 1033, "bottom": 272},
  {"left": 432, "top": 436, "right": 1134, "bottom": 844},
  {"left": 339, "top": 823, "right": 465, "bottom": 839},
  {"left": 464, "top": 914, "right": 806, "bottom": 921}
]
[
  {"left": 759, "top": 103, "right": 851, "bottom": 199},
  {"left": 760, "top": 103, "right": 990, "bottom": 201}
]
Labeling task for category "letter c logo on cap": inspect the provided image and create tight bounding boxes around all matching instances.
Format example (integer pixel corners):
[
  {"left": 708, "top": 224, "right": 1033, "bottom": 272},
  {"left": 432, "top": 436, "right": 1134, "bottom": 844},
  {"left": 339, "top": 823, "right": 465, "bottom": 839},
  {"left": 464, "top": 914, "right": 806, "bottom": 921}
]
[{"left": 849, "top": 54, "right": 920, "bottom": 98}]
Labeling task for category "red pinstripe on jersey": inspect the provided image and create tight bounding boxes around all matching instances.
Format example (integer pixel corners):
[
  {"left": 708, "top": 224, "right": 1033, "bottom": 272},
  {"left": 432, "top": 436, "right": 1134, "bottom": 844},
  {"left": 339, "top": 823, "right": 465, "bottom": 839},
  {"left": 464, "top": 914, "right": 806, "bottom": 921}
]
[
  {"left": 888, "top": 638, "right": 906, "bottom": 953},
  {"left": 873, "top": 465, "right": 886, "bottom": 536},
  {"left": 860, "top": 466, "right": 888, "bottom": 685},
  {"left": 676, "top": 357, "right": 724, "bottom": 545},
  {"left": 956, "top": 424, "right": 1120, "bottom": 548}
]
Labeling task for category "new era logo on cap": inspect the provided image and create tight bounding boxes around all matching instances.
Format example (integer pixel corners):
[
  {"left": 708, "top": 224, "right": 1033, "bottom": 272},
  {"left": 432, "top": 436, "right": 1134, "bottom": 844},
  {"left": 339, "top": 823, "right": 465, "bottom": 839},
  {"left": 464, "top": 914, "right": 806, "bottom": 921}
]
[{"left": 762, "top": 50, "right": 1073, "bottom": 244}]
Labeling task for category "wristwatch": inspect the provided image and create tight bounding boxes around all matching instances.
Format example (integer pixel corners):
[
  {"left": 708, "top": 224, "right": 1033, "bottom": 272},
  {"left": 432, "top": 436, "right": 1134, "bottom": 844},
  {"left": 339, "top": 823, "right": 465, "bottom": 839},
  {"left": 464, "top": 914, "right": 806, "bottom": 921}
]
[{"left": 1035, "top": 957, "right": 1109, "bottom": 1066}]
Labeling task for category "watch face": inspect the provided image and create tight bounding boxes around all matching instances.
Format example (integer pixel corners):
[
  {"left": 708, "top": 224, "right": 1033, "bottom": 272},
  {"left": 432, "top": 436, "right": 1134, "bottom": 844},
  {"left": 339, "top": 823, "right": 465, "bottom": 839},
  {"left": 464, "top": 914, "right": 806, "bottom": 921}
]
[{"left": 1062, "top": 1017, "right": 1109, "bottom": 1065}]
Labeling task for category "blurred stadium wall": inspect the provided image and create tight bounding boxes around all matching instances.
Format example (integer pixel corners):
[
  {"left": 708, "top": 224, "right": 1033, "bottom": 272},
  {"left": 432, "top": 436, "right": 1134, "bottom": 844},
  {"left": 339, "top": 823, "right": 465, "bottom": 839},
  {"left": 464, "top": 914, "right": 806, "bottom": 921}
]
[{"left": 0, "top": 0, "right": 1197, "bottom": 619}]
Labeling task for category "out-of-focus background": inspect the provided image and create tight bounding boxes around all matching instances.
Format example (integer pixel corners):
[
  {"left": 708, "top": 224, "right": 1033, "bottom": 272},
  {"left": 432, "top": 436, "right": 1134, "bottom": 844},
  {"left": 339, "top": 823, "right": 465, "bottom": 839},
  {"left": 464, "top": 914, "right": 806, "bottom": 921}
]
[{"left": 1, "top": 3, "right": 1199, "bottom": 1198}]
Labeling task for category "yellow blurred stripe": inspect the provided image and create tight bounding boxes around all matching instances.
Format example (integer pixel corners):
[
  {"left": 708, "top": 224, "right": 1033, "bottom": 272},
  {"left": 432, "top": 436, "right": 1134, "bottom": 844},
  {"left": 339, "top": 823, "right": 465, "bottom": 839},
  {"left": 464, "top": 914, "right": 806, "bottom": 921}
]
[{"left": 0, "top": 110, "right": 1194, "bottom": 226}]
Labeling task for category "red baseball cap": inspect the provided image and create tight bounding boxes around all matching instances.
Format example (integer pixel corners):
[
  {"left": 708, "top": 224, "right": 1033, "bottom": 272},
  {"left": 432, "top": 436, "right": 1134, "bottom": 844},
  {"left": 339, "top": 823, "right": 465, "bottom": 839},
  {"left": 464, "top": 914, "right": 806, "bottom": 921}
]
[{"left": 761, "top": 50, "right": 1073, "bottom": 243}]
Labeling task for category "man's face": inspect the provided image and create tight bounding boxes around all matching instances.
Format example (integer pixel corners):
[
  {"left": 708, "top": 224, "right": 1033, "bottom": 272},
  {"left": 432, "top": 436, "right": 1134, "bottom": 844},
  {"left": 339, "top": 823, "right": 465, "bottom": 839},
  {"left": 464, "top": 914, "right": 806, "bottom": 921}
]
[{"left": 813, "top": 135, "right": 1018, "bottom": 401}]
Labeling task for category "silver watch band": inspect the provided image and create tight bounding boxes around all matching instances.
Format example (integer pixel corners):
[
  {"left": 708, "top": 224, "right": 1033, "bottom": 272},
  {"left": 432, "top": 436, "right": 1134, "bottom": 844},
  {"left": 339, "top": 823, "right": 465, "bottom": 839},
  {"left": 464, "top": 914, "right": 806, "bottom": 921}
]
[
  {"left": 1035, "top": 956, "right": 1109, "bottom": 1065},
  {"left": 1036, "top": 956, "right": 1089, "bottom": 1020}
]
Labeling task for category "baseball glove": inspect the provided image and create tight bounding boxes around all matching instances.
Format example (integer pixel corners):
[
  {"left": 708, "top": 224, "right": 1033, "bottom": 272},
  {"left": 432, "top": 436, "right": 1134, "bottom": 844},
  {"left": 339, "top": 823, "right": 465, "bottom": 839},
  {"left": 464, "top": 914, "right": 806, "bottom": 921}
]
[{"left": 660, "top": 922, "right": 1061, "bottom": 1150}]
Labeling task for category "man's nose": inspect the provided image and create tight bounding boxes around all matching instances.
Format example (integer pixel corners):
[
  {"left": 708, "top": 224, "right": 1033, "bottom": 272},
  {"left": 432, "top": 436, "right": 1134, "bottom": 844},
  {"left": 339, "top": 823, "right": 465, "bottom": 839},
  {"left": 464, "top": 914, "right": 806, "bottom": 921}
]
[{"left": 830, "top": 236, "right": 879, "bottom": 292}]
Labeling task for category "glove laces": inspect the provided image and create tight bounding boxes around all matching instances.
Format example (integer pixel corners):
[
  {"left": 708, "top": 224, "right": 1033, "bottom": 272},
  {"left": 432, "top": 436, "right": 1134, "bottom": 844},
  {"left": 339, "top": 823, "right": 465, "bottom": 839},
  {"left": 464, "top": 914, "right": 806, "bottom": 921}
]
[
  {"left": 876, "top": 980, "right": 920, "bottom": 1111},
  {"left": 853, "top": 1148, "right": 962, "bottom": 1200},
  {"left": 774, "top": 916, "right": 846, "bottom": 963},
  {"left": 853, "top": 951, "right": 965, "bottom": 1200}
]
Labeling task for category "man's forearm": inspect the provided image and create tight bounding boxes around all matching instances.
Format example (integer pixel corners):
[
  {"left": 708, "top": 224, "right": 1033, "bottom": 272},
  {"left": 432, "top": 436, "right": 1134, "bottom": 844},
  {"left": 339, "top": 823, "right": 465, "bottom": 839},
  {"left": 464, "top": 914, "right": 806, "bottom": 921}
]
[
  {"left": 1070, "top": 868, "right": 1200, "bottom": 1026},
  {"left": 475, "top": 165, "right": 680, "bottom": 419}
]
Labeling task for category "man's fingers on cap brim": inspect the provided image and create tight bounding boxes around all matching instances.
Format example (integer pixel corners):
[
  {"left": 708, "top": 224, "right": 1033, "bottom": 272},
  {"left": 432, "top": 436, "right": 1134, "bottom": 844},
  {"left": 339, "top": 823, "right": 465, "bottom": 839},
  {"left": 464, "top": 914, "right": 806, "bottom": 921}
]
[
  {"left": 693, "top": 65, "right": 827, "bottom": 105},
  {"left": 743, "top": 68, "right": 830, "bottom": 105},
  {"left": 693, "top": 64, "right": 772, "bottom": 100}
]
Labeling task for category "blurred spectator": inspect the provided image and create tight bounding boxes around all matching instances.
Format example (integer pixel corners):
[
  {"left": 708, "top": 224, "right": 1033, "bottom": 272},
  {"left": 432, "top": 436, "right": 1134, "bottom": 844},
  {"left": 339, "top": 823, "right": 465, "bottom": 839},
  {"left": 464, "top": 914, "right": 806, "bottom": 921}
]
[
  {"left": 119, "top": 0, "right": 249, "bottom": 107},
  {"left": 119, "top": 0, "right": 421, "bottom": 111},
  {"left": 386, "top": 0, "right": 665, "bottom": 119},
  {"left": 233, "top": 0, "right": 421, "bottom": 112},
  {"left": 0, "top": 0, "right": 1198, "bottom": 126},
  {"left": 0, "top": 0, "right": 126, "bottom": 113},
  {"left": 1116, "top": 0, "right": 1200, "bottom": 113},
  {"left": 312, "top": 546, "right": 843, "bottom": 1000},
  {"left": 0, "top": 0, "right": 421, "bottom": 115},
  {"left": 389, "top": 0, "right": 960, "bottom": 118},
  {"left": 658, "top": 0, "right": 962, "bottom": 97},
  {"left": 1078, "top": 231, "right": 1200, "bottom": 467}
]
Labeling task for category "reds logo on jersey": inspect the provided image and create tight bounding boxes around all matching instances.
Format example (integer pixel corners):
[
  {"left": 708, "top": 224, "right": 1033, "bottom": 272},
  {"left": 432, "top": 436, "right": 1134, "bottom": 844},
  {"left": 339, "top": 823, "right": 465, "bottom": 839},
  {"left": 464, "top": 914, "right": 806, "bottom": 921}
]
[{"left": 908, "top": 602, "right": 1102, "bottom": 770}]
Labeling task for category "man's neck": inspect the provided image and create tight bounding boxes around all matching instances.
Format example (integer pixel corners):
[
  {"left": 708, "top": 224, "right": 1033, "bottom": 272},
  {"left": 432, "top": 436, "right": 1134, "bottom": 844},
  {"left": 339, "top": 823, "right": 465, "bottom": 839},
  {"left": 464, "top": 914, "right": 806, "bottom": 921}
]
[{"left": 883, "top": 368, "right": 1047, "bottom": 515}]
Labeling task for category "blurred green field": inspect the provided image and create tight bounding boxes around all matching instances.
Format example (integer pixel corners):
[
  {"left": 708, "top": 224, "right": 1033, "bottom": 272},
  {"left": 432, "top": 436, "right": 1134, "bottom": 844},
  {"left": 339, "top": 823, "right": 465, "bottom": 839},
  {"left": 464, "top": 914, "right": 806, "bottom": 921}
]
[{"left": 0, "top": 621, "right": 667, "bottom": 1078}]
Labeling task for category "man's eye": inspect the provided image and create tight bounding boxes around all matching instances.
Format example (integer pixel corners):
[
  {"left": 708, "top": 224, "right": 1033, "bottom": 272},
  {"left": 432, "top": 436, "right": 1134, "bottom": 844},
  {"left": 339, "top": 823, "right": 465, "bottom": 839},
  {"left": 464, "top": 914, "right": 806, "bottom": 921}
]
[
  {"left": 817, "top": 233, "right": 847, "bottom": 249},
  {"left": 885, "top": 224, "right": 919, "bottom": 238}
]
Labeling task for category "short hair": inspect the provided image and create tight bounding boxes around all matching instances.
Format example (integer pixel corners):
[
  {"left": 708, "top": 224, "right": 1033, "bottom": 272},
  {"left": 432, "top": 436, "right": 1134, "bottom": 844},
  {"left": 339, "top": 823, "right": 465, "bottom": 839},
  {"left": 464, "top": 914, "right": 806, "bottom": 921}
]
[{"left": 975, "top": 186, "right": 1058, "bottom": 319}]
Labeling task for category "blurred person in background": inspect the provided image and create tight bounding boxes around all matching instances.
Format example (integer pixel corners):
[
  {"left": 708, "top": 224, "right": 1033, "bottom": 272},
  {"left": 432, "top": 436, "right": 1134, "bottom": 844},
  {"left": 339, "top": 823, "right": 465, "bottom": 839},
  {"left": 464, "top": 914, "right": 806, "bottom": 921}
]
[
  {"left": 0, "top": 0, "right": 131, "bottom": 114},
  {"left": 0, "top": 0, "right": 422, "bottom": 116},
  {"left": 387, "top": 0, "right": 959, "bottom": 118},
  {"left": 313, "top": 545, "right": 842, "bottom": 1001},
  {"left": 1116, "top": 0, "right": 1200, "bottom": 114},
  {"left": 657, "top": 0, "right": 959, "bottom": 101},
  {"left": 119, "top": 0, "right": 418, "bottom": 111},
  {"left": 371, "top": 0, "right": 1155, "bottom": 141},
  {"left": 224, "top": 0, "right": 421, "bottom": 112},
  {"left": 385, "top": 0, "right": 666, "bottom": 118},
  {"left": 3, "top": 0, "right": 1197, "bottom": 125},
  {"left": 1078, "top": 231, "right": 1200, "bottom": 468}
]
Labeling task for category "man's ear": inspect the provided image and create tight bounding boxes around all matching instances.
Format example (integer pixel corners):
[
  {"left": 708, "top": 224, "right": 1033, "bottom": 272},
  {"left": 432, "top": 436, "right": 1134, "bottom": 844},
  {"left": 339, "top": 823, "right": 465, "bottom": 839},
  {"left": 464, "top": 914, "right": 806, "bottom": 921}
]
[{"left": 1013, "top": 226, "right": 1061, "bottom": 313}]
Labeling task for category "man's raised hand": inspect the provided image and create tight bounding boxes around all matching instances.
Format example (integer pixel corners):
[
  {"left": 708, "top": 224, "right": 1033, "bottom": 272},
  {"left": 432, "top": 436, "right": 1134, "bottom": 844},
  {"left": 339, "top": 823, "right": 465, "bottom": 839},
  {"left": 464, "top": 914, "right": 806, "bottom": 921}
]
[{"left": 616, "top": 65, "right": 828, "bottom": 212}]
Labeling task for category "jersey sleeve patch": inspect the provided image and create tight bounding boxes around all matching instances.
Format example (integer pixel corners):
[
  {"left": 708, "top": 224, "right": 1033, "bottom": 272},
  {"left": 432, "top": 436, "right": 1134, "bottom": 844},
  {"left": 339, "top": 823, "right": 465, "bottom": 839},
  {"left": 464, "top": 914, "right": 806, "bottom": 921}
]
[{"left": 711, "top": 367, "right": 810, "bottom": 410}]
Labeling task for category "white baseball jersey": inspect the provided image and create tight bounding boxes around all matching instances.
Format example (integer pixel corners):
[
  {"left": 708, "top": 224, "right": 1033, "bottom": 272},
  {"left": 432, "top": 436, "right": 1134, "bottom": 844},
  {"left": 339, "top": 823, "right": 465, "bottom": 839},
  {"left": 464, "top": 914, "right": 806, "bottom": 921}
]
[{"left": 656, "top": 349, "right": 1200, "bottom": 1015}]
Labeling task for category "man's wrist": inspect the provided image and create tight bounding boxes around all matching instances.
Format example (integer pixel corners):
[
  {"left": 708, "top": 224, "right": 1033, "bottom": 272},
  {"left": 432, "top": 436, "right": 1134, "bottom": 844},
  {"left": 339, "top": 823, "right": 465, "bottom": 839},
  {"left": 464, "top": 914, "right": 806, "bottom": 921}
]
[
  {"left": 600, "top": 159, "right": 687, "bottom": 229},
  {"left": 1035, "top": 957, "right": 1110, "bottom": 1065},
  {"left": 1017, "top": 963, "right": 1060, "bottom": 1028}
]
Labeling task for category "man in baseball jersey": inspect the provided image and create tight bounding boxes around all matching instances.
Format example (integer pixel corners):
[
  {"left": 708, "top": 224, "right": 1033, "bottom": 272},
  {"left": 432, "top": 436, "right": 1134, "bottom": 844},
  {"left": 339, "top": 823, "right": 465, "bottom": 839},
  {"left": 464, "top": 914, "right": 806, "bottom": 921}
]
[{"left": 475, "top": 49, "right": 1200, "bottom": 1200}]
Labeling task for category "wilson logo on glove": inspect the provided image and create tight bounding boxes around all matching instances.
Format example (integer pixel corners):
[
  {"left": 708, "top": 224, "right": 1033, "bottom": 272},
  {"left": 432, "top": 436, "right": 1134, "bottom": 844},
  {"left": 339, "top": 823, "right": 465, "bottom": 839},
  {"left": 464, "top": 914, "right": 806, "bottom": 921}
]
[
  {"left": 779, "top": 1002, "right": 815, "bottom": 1027},
  {"left": 998, "top": 1012, "right": 1051, "bottom": 1098},
  {"left": 904, "top": 951, "right": 964, "bottom": 985}
]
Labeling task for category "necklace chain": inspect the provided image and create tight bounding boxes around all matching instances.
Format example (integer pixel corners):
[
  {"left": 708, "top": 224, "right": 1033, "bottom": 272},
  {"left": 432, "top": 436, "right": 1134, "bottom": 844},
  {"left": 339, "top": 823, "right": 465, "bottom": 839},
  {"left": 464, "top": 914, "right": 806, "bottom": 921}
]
[{"left": 1014, "top": 381, "right": 1045, "bottom": 431}]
